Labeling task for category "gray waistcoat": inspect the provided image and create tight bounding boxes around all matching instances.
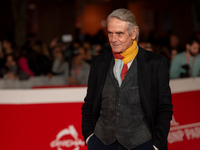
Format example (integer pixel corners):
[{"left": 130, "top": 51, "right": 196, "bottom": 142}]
[{"left": 94, "top": 57, "right": 151, "bottom": 150}]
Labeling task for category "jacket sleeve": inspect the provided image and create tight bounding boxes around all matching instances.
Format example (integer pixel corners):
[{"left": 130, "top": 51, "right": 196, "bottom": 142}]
[
  {"left": 153, "top": 56, "right": 173, "bottom": 150},
  {"left": 81, "top": 57, "right": 97, "bottom": 141}
]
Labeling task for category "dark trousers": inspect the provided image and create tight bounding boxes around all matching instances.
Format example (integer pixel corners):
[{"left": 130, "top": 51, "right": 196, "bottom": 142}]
[{"left": 87, "top": 134, "right": 154, "bottom": 150}]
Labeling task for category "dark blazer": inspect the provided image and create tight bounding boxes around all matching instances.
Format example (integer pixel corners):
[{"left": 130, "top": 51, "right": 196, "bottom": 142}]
[{"left": 81, "top": 47, "right": 173, "bottom": 150}]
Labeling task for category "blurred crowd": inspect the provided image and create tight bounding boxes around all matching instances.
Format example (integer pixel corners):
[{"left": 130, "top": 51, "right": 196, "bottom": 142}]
[
  {"left": 138, "top": 33, "right": 200, "bottom": 79},
  {"left": 1, "top": 30, "right": 200, "bottom": 86},
  {"left": 0, "top": 31, "right": 111, "bottom": 85}
]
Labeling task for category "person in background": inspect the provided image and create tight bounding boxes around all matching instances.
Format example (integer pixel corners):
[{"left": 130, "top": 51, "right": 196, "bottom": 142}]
[
  {"left": 144, "top": 42, "right": 154, "bottom": 52},
  {"left": 168, "top": 34, "right": 182, "bottom": 53},
  {"left": 0, "top": 54, "right": 29, "bottom": 80},
  {"left": 92, "top": 29, "right": 107, "bottom": 46},
  {"left": 170, "top": 37, "right": 200, "bottom": 79},
  {"left": 49, "top": 37, "right": 68, "bottom": 60},
  {"left": 1, "top": 39, "right": 14, "bottom": 55},
  {"left": 138, "top": 40, "right": 154, "bottom": 52},
  {"left": 52, "top": 45, "right": 68, "bottom": 76},
  {"left": 52, "top": 46, "right": 90, "bottom": 85},
  {"left": 18, "top": 39, "right": 52, "bottom": 77},
  {"left": 158, "top": 34, "right": 182, "bottom": 66},
  {"left": 83, "top": 41, "right": 92, "bottom": 64},
  {"left": 68, "top": 46, "right": 90, "bottom": 85},
  {"left": 82, "top": 8, "right": 172, "bottom": 150},
  {"left": 28, "top": 40, "right": 52, "bottom": 76},
  {"left": 18, "top": 41, "right": 35, "bottom": 77},
  {"left": 92, "top": 43, "right": 103, "bottom": 56}
]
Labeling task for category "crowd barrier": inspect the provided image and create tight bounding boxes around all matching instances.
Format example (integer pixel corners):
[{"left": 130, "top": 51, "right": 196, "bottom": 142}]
[
  {"left": 0, "top": 75, "right": 67, "bottom": 89},
  {"left": 0, "top": 77, "right": 200, "bottom": 150}
]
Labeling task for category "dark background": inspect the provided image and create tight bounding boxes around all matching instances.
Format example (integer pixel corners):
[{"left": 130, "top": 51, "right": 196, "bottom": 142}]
[{"left": 0, "top": 0, "right": 200, "bottom": 48}]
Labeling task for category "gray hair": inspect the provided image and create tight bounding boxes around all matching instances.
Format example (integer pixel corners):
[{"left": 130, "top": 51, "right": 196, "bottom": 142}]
[{"left": 107, "top": 8, "right": 139, "bottom": 42}]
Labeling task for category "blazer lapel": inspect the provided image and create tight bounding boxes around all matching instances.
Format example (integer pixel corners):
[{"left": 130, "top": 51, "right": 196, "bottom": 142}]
[
  {"left": 121, "top": 57, "right": 138, "bottom": 89},
  {"left": 95, "top": 52, "right": 113, "bottom": 103},
  {"left": 109, "top": 58, "right": 119, "bottom": 87},
  {"left": 97, "top": 52, "right": 113, "bottom": 84},
  {"left": 137, "top": 47, "right": 151, "bottom": 108}
]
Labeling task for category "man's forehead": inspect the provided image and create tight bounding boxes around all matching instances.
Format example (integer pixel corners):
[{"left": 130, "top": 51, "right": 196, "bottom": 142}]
[
  {"left": 107, "top": 18, "right": 128, "bottom": 32},
  {"left": 191, "top": 42, "right": 200, "bottom": 47}
]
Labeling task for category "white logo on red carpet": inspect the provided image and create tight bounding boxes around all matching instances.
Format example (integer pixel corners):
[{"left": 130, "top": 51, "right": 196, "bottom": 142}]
[
  {"left": 50, "top": 125, "right": 85, "bottom": 150},
  {"left": 168, "top": 116, "right": 200, "bottom": 144}
]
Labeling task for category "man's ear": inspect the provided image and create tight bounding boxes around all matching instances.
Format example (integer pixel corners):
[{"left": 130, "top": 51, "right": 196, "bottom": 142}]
[{"left": 131, "top": 28, "right": 137, "bottom": 40}]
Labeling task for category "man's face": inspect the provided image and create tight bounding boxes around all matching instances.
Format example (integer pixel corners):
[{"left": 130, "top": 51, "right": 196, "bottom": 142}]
[
  {"left": 78, "top": 47, "right": 85, "bottom": 59},
  {"left": 187, "top": 42, "right": 200, "bottom": 56},
  {"left": 74, "top": 47, "right": 85, "bottom": 62},
  {"left": 6, "top": 55, "right": 14, "bottom": 67},
  {"left": 107, "top": 18, "right": 137, "bottom": 53}
]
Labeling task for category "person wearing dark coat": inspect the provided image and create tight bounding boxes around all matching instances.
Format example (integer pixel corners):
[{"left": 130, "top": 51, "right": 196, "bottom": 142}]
[{"left": 82, "top": 9, "right": 173, "bottom": 150}]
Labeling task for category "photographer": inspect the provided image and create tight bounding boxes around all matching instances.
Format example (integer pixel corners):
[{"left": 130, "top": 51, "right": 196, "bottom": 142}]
[{"left": 170, "top": 37, "right": 200, "bottom": 79}]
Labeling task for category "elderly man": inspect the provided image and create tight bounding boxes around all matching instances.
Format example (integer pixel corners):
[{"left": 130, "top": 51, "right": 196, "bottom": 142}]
[{"left": 82, "top": 9, "right": 173, "bottom": 150}]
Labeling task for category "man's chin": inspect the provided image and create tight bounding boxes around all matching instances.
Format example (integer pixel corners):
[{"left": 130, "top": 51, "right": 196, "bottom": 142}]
[
  {"left": 189, "top": 51, "right": 198, "bottom": 57},
  {"left": 112, "top": 49, "right": 122, "bottom": 53}
]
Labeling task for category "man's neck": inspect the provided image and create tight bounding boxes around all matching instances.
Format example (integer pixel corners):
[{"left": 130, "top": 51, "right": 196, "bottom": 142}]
[
  {"left": 185, "top": 50, "right": 194, "bottom": 58},
  {"left": 73, "top": 59, "right": 82, "bottom": 66}
]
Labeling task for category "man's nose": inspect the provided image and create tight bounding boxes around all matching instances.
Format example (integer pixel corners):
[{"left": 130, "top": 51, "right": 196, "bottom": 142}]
[{"left": 111, "top": 34, "right": 117, "bottom": 42}]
